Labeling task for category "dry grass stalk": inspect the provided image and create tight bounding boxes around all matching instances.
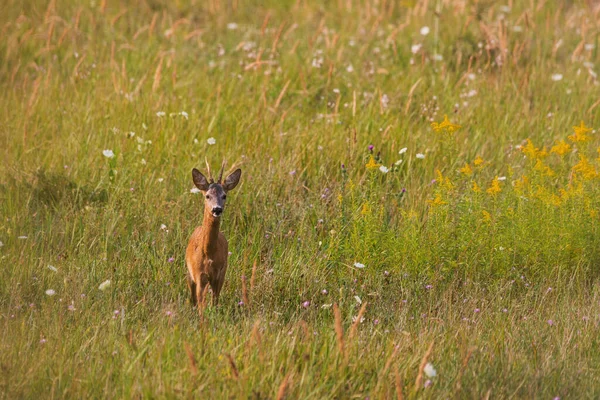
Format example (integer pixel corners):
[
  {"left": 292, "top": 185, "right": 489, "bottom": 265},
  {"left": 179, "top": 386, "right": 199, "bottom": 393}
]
[
  {"left": 27, "top": 76, "right": 42, "bottom": 111},
  {"left": 333, "top": 303, "right": 345, "bottom": 356},
  {"left": 260, "top": 12, "right": 271, "bottom": 36},
  {"left": 250, "top": 319, "right": 261, "bottom": 348},
  {"left": 404, "top": 78, "right": 422, "bottom": 115},
  {"left": 348, "top": 302, "right": 367, "bottom": 342},
  {"left": 241, "top": 274, "right": 249, "bottom": 306},
  {"left": 110, "top": 9, "right": 127, "bottom": 27},
  {"left": 276, "top": 373, "right": 291, "bottom": 400},
  {"left": 152, "top": 57, "right": 163, "bottom": 93},
  {"left": 250, "top": 260, "right": 258, "bottom": 297},
  {"left": 273, "top": 80, "right": 290, "bottom": 110},
  {"left": 271, "top": 22, "right": 285, "bottom": 53},
  {"left": 454, "top": 346, "right": 475, "bottom": 392},
  {"left": 148, "top": 13, "right": 158, "bottom": 37},
  {"left": 184, "top": 342, "right": 198, "bottom": 376},
  {"left": 413, "top": 341, "right": 434, "bottom": 392},
  {"left": 225, "top": 353, "right": 239, "bottom": 379},
  {"left": 394, "top": 366, "right": 404, "bottom": 400}
]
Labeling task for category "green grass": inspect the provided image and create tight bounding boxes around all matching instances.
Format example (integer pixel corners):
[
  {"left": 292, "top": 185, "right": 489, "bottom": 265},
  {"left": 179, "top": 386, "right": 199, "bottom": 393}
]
[{"left": 2, "top": 0, "right": 600, "bottom": 398}]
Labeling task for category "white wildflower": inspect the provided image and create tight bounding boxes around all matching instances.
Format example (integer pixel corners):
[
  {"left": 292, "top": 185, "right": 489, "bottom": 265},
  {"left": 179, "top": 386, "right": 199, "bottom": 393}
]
[
  {"left": 98, "top": 280, "right": 111, "bottom": 291},
  {"left": 102, "top": 149, "right": 115, "bottom": 158},
  {"left": 48, "top": 265, "right": 58, "bottom": 272},
  {"left": 160, "top": 224, "right": 167, "bottom": 230},
  {"left": 18, "top": 236, "right": 28, "bottom": 239},
  {"left": 190, "top": 188, "right": 201, "bottom": 194},
  {"left": 379, "top": 165, "right": 389, "bottom": 173},
  {"left": 354, "top": 295, "right": 362, "bottom": 305},
  {"left": 180, "top": 111, "right": 188, "bottom": 120},
  {"left": 346, "top": 64, "right": 354, "bottom": 73},
  {"left": 416, "top": 153, "right": 426, "bottom": 159},
  {"left": 156, "top": 111, "right": 166, "bottom": 117},
  {"left": 207, "top": 137, "right": 216, "bottom": 145},
  {"left": 424, "top": 362, "right": 437, "bottom": 378},
  {"left": 399, "top": 147, "right": 408, "bottom": 154},
  {"left": 353, "top": 262, "right": 366, "bottom": 269},
  {"left": 411, "top": 44, "right": 422, "bottom": 54},
  {"left": 45, "top": 289, "right": 56, "bottom": 296},
  {"left": 420, "top": 26, "right": 430, "bottom": 36},
  {"left": 551, "top": 73, "right": 563, "bottom": 81},
  {"left": 227, "top": 22, "right": 238, "bottom": 30}
]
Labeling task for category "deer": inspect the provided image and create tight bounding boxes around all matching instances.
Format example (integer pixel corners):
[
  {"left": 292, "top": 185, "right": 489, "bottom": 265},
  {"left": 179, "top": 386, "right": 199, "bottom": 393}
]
[{"left": 185, "top": 160, "right": 242, "bottom": 312}]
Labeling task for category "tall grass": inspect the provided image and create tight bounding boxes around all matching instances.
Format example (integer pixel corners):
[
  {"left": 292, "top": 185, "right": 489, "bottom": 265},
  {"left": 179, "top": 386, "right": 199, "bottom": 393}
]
[{"left": 2, "top": 0, "right": 600, "bottom": 398}]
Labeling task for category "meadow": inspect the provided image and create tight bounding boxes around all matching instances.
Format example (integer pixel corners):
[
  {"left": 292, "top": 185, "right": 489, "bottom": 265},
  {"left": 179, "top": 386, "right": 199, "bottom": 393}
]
[{"left": 2, "top": 0, "right": 600, "bottom": 398}]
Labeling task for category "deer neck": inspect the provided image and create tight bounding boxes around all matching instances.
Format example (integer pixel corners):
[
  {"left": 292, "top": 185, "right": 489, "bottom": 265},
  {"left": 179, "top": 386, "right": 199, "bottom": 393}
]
[{"left": 200, "top": 206, "right": 221, "bottom": 254}]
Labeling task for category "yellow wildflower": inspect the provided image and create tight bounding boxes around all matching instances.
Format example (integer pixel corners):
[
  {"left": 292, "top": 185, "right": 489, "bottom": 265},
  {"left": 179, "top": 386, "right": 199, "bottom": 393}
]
[
  {"left": 481, "top": 210, "right": 492, "bottom": 223},
  {"left": 427, "top": 193, "right": 447, "bottom": 207},
  {"left": 431, "top": 114, "right": 462, "bottom": 134},
  {"left": 521, "top": 139, "right": 547, "bottom": 159},
  {"left": 590, "top": 209, "right": 598, "bottom": 219},
  {"left": 514, "top": 175, "right": 529, "bottom": 193},
  {"left": 472, "top": 181, "right": 482, "bottom": 193},
  {"left": 550, "top": 140, "right": 571, "bottom": 156},
  {"left": 486, "top": 176, "right": 502, "bottom": 196},
  {"left": 559, "top": 188, "right": 569, "bottom": 203},
  {"left": 568, "top": 121, "right": 592, "bottom": 143},
  {"left": 365, "top": 156, "right": 380, "bottom": 170},
  {"left": 361, "top": 202, "right": 371, "bottom": 215},
  {"left": 572, "top": 154, "right": 597, "bottom": 179},
  {"left": 459, "top": 163, "right": 473, "bottom": 175},
  {"left": 473, "top": 156, "right": 484, "bottom": 167},
  {"left": 533, "top": 159, "right": 555, "bottom": 176},
  {"left": 435, "top": 169, "right": 454, "bottom": 190}
]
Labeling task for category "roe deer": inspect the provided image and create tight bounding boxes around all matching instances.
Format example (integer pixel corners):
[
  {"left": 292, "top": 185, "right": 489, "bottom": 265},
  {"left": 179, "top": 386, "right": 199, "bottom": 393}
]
[{"left": 186, "top": 161, "right": 241, "bottom": 311}]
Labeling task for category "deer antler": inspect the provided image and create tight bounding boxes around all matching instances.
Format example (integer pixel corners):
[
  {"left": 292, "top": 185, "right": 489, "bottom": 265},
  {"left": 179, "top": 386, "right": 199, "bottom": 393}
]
[
  {"left": 218, "top": 160, "right": 226, "bottom": 183},
  {"left": 205, "top": 157, "right": 214, "bottom": 184}
]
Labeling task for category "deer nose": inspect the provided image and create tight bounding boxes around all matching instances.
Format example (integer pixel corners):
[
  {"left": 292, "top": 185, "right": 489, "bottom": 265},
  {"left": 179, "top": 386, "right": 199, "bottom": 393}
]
[{"left": 212, "top": 207, "right": 223, "bottom": 216}]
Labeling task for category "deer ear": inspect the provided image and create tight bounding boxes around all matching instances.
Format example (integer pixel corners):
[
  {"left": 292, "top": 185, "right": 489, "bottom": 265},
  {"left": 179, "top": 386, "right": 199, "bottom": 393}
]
[
  {"left": 192, "top": 168, "right": 210, "bottom": 191},
  {"left": 223, "top": 169, "right": 241, "bottom": 191}
]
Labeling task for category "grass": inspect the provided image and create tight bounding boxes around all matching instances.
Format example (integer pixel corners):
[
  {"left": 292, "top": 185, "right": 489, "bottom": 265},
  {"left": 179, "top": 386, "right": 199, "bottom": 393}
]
[{"left": 2, "top": 0, "right": 600, "bottom": 398}]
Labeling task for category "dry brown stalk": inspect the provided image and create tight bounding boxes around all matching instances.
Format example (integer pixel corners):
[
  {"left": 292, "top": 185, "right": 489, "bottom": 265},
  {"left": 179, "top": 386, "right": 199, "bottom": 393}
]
[
  {"left": 241, "top": 274, "right": 249, "bottom": 306},
  {"left": 394, "top": 366, "right": 404, "bottom": 400},
  {"left": 260, "top": 12, "right": 271, "bottom": 36},
  {"left": 225, "top": 353, "right": 239, "bottom": 379},
  {"left": 454, "top": 346, "right": 475, "bottom": 392},
  {"left": 274, "top": 80, "right": 291, "bottom": 110},
  {"left": 152, "top": 57, "right": 163, "bottom": 93},
  {"left": 250, "top": 260, "right": 258, "bottom": 297},
  {"left": 276, "top": 373, "right": 291, "bottom": 400},
  {"left": 184, "top": 342, "right": 198, "bottom": 376},
  {"left": 348, "top": 302, "right": 367, "bottom": 342},
  {"left": 413, "top": 341, "right": 434, "bottom": 392},
  {"left": 148, "top": 13, "right": 158, "bottom": 37},
  {"left": 333, "top": 303, "right": 345, "bottom": 356},
  {"left": 251, "top": 320, "right": 261, "bottom": 348}
]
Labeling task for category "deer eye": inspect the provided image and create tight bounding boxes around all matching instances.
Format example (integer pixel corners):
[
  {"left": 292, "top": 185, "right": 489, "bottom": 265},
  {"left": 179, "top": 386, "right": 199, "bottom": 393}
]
[
  {"left": 205, "top": 195, "right": 210, "bottom": 199},
  {"left": 222, "top": 194, "right": 227, "bottom": 200}
]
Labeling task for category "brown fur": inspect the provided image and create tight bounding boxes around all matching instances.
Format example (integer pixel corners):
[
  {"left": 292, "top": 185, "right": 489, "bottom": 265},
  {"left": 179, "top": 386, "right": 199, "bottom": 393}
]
[{"left": 185, "top": 166, "right": 241, "bottom": 312}]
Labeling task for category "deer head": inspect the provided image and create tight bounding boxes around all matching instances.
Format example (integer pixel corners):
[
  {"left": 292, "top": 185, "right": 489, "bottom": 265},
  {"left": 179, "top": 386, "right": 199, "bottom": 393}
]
[{"left": 192, "top": 161, "right": 242, "bottom": 218}]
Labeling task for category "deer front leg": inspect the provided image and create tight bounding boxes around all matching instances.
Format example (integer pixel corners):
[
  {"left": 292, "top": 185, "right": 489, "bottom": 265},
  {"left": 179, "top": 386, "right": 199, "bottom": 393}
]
[
  {"left": 186, "top": 273, "right": 197, "bottom": 306},
  {"left": 196, "top": 273, "right": 210, "bottom": 315}
]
